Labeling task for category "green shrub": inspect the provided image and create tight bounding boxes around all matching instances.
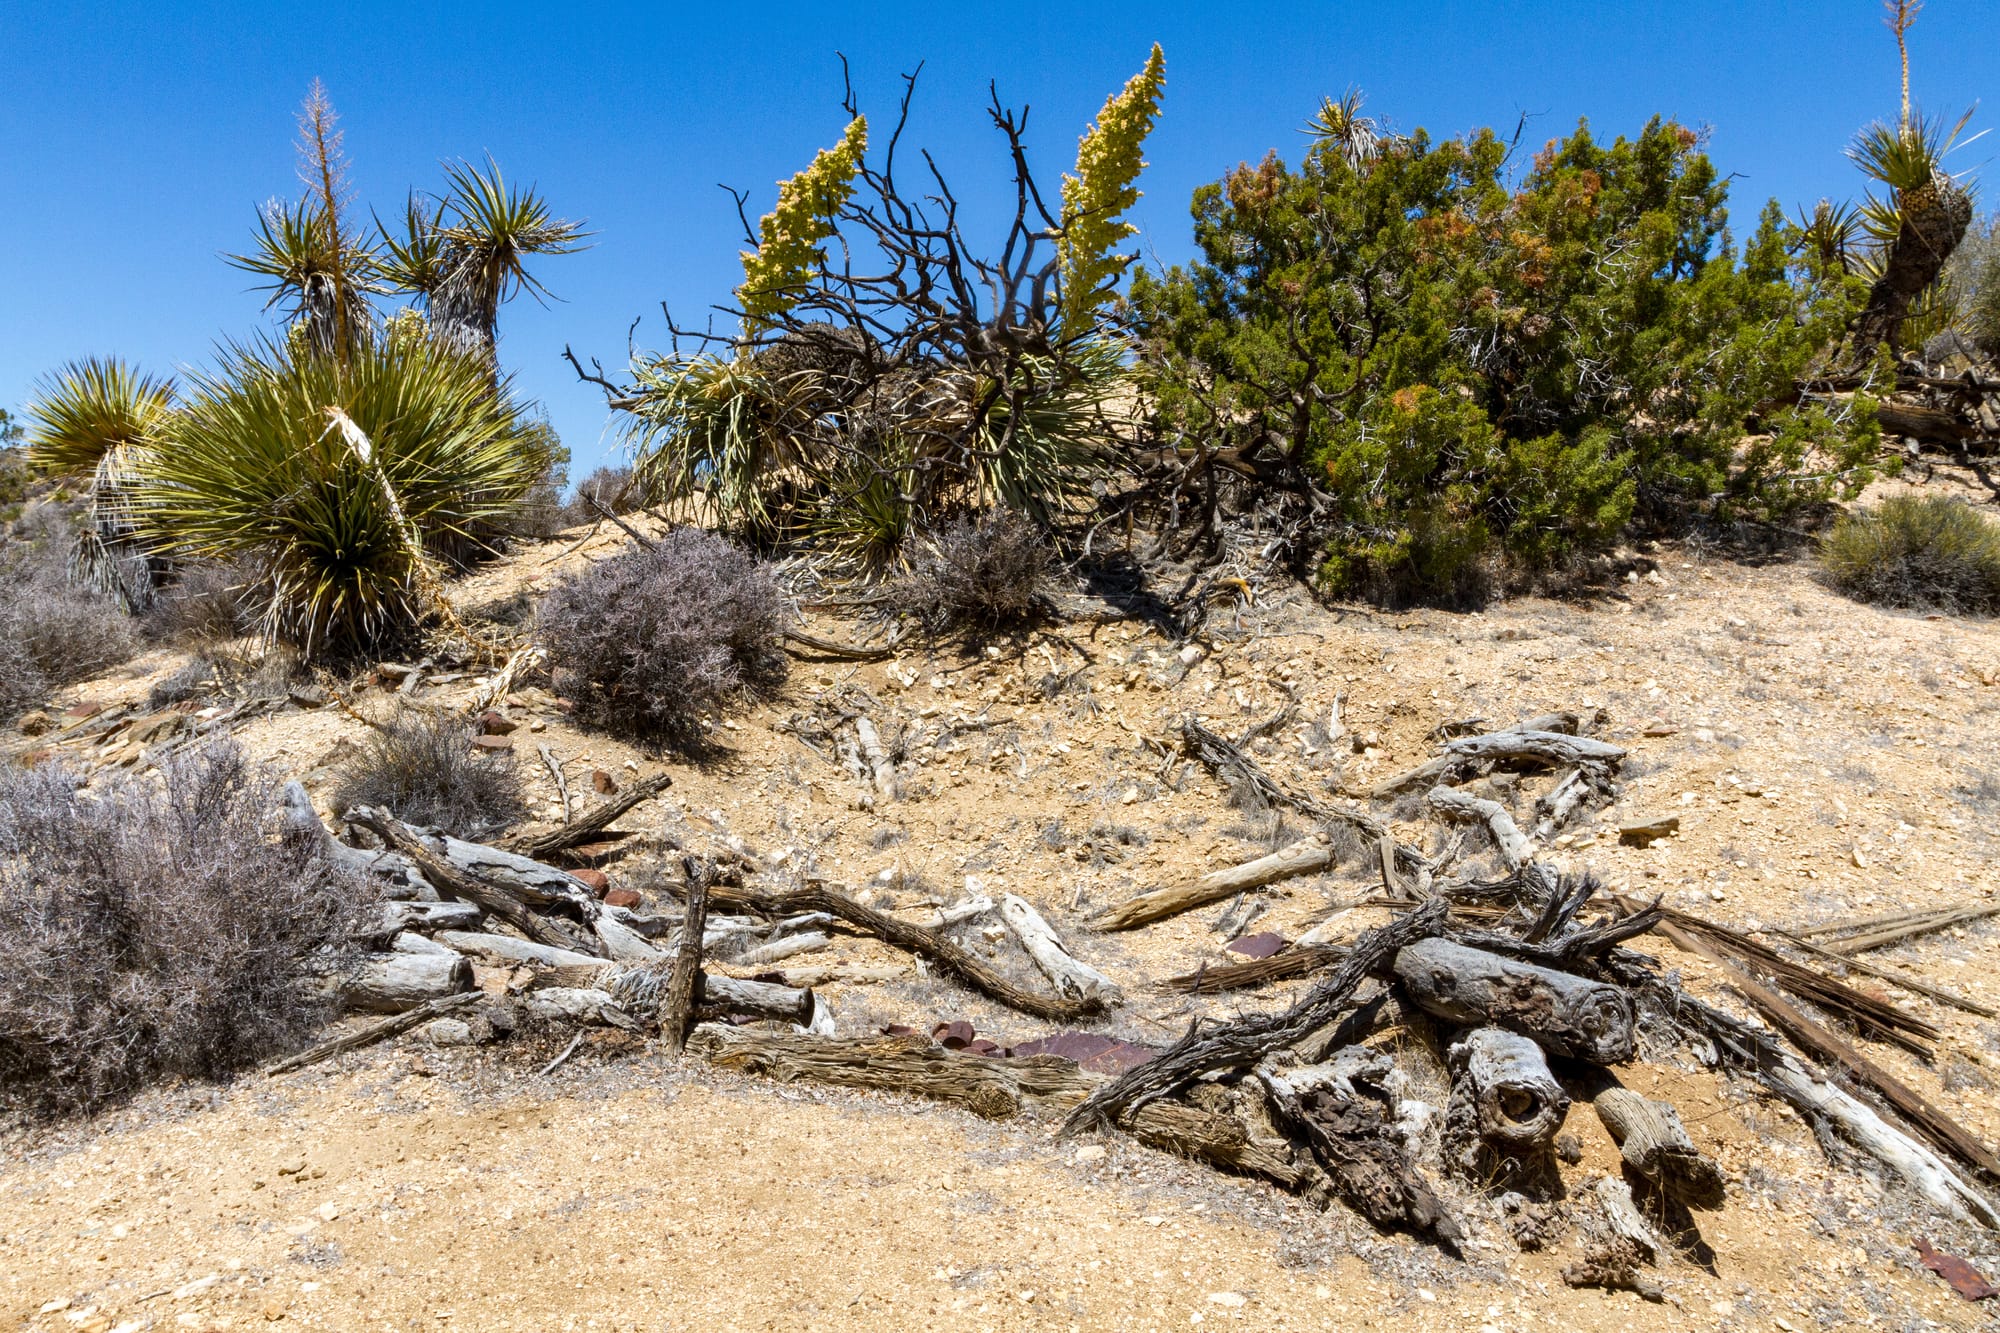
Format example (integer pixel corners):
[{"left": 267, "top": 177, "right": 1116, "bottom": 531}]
[
  {"left": 1134, "top": 109, "right": 1878, "bottom": 605},
  {"left": 1820, "top": 495, "right": 2000, "bottom": 614},
  {"left": 132, "top": 337, "right": 552, "bottom": 655}
]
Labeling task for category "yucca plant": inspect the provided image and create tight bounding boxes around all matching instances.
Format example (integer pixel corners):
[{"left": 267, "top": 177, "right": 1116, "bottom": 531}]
[
  {"left": 380, "top": 157, "right": 588, "bottom": 367},
  {"left": 24, "top": 357, "right": 175, "bottom": 477},
  {"left": 133, "top": 337, "right": 549, "bottom": 655}
]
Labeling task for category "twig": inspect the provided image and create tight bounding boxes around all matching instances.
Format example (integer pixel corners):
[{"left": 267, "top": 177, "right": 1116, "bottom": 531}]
[
  {"left": 538, "top": 1031, "right": 587, "bottom": 1077},
  {"left": 538, "top": 744, "right": 572, "bottom": 823},
  {"left": 263, "top": 992, "right": 481, "bottom": 1076},
  {"left": 510, "top": 772, "right": 673, "bottom": 861}
]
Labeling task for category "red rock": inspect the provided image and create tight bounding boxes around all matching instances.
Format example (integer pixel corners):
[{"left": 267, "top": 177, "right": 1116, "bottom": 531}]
[
  {"left": 476, "top": 710, "right": 519, "bottom": 735},
  {"left": 591, "top": 769, "right": 618, "bottom": 795},
  {"left": 571, "top": 867, "right": 610, "bottom": 895},
  {"left": 63, "top": 699, "right": 105, "bottom": 720},
  {"left": 470, "top": 734, "right": 515, "bottom": 752},
  {"left": 603, "top": 887, "right": 642, "bottom": 909}
]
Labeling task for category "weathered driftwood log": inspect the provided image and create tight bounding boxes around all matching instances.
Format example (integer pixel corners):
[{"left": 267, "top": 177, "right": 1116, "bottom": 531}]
[
  {"left": 520, "top": 986, "right": 639, "bottom": 1027},
  {"left": 1066, "top": 897, "right": 1450, "bottom": 1132},
  {"left": 904, "top": 896, "right": 996, "bottom": 930},
  {"left": 598, "top": 958, "right": 818, "bottom": 1026},
  {"left": 436, "top": 930, "right": 602, "bottom": 969},
  {"left": 706, "top": 881, "right": 1098, "bottom": 1022},
  {"left": 1444, "top": 729, "right": 1626, "bottom": 768},
  {"left": 1593, "top": 1176, "right": 1664, "bottom": 1262},
  {"left": 282, "top": 782, "right": 437, "bottom": 898},
  {"left": 1594, "top": 1088, "right": 1726, "bottom": 1209},
  {"left": 1606, "top": 955, "right": 2000, "bottom": 1228},
  {"left": 390, "top": 930, "right": 459, "bottom": 957},
  {"left": 265, "top": 991, "right": 483, "bottom": 1075},
  {"left": 660, "top": 857, "right": 710, "bottom": 1056},
  {"left": 690, "top": 1027, "right": 1094, "bottom": 1119},
  {"left": 1093, "top": 835, "right": 1334, "bottom": 931},
  {"left": 343, "top": 950, "right": 473, "bottom": 1014},
  {"left": 999, "top": 894, "right": 1122, "bottom": 1004},
  {"left": 1122, "top": 1099, "right": 1321, "bottom": 1193},
  {"left": 1258, "top": 1062, "right": 1463, "bottom": 1252},
  {"left": 1158, "top": 944, "right": 1344, "bottom": 995},
  {"left": 732, "top": 932, "right": 834, "bottom": 967},
  {"left": 1393, "top": 938, "right": 1635, "bottom": 1063},
  {"left": 1426, "top": 787, "right": 1534, "bottom": 870},
  {"left": 373, "top": 900, "right": 483, "bottom": 935},
  {"left": 509, "top": 772, "right": 672, "bottom": 860},
  {"left": 1533, "top": 763, "right": 1614, "bottom": 839},
  {"left": 1451, "top": 1027, "right": 1570, "bottom": 1151},
  {"left": 854, "top": 716, "right": 897, "bottom": 802},
  {"left": 346, "top": 807, "right": 596, "bottom": 955},
  {"left": 1366, "top": 713, "right": 1583, "bottom": 798}
]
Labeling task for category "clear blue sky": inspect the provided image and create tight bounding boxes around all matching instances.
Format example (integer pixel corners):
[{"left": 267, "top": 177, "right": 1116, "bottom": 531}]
[{"left": 4, "top": 1, "right": 1992, "bottom": 476}]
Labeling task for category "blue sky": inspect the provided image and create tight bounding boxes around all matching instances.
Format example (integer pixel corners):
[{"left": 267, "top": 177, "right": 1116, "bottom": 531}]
[{"left": 3, "top": 1, "right": 1993, "bottom": 476}]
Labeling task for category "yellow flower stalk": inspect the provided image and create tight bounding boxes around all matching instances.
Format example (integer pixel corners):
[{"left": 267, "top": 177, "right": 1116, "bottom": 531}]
[
  {"left": 1058, "top": 45, "right": 1166, "bottom": 335},
  {"left": 738, "top": 116, "right": 868, "bottom": 332}
]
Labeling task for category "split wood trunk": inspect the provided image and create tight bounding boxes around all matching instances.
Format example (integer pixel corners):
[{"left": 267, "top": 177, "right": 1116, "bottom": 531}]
[
  {"left": 999, "top": 893, "right": 1122, "bottom": 1004},
  {"left": 1593, "top": 1087, "right": 1726, "bottom": 1209},
  {"left": 1450, "top": 1027, "right": 1569, "bottom": 1150},
  {"left": 343, "top": 951, "right": 473, "bottom": 1014},
  {"left": 691, "top": 1028, "right": 1095, "bottom": 1119},
  {"left": 1393, "top": 937, "right": 1635, "bottom": 1063},
  {"left": 1425, "top": 788, "right": 1534, "bottom": 870},
  {"left": 1094, "top": 835, "right": 1333, "bottom": 931}
]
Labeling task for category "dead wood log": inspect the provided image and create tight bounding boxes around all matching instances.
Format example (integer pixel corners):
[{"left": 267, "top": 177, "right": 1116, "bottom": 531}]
[
  {"left": 1122, "top": 1098, "right": 1323, "bottom": 1194},
  {"left": 1366, "top": 713, "right": 1584, "bottom": 798},
  {"left": 1771, "top": 929, "right": 1997, "bottom": 1018},
  {"left": 372, "top": 900, "right": 483, "bottom": 936},
  {"left": 1533, "top": 764, "right": 1613, "bottom": 840},
  {"left": 1258, "top": 1062, "right": 1463, "bottom": 1252},
  {"left": 282, "top": 782, "right": 436, "bottom": 897},
  {"left": 390, "top": 930, "right": 459, "bottom": 957},
  {"left": 781, "top": 628, "right": 897, "bottom": 662},
  {"left": 904, "top": 896, "right": 996, "bottom": 930},
  {"left": 509, "top": 772, "right": 672, "bottom": 860},
  {"left": 435, "top": 930, "right": 602, "bottom": 968},
  {"left": 520, "top": 986, "right": 640, "bottom": 1028},
  {"left": 1426, "top": 787, "right": 1535, "bottom": 870},
  {"left": 854, "top": 716, "right": 897, "bottom": 802},
  {"left": 705, "top": 881, "right": 1098, "bottom": 1022},
  {"left": 660, "top": 857, "right": 710, "bottom": 1055},
  {"left": 1876, "top": 399, "right": 1975, "bottom": 444},
  {"left": 1158, "top": 944, "right": 1344, "bottom": 995},
  {"left": 1606, "top": 951, "right": 2000, "bottom": 1227},
  {"left": 1444, "top": 729, "right": 1626, "bottom": 768},
  {"left": 1594, "top": 1088, "right": 1726, "bottom": 1210},
  {"left": 265, "top": 992, "right": 483, "bottom": 1075},
  {"left": 345, "top": 807, "right": 599, "bottom": 956},
  {"left": 1065, "top": 897, "right": 1449, "bottom": 1132},
  {"left": 342, "top": 950, "right": 473, "bottom": 1014},
  {"left": 1451, "top": 1027, "right": 1570, "bottom": 1152},
  {"left": 1178, "top": 716, "right": 1424, "bottom": 877},
  {"left": 999, "top": 894, "right": 1122, "bottom": 1004},
  {"left": 1825, "top": 904, "right": 2000, "bottom": 956},
  {"left": 462, "top": 645, "right": 547, "bottom": 717},
  {"left": 690, "top": 1027, "right": 1094, "bottom": 1118},
  {"left": 731, "top": 931, "right": 834, "bottom": 967},
  {"left": 1393, "top": 938, "right": 1635, "bottom": 1063},
  {"left": 1592, "top": 1176, "right": 1665, "bottom": 1263},
  {"left": 1093, "top": 835, "right": 1334, "bottom": 931},
  {"left": 1649, "top": 913, "right": 1999, "bottom": 1183}
]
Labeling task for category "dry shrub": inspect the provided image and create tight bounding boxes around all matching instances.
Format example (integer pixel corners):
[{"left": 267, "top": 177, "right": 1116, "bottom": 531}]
[
  {"left": 329, "top": 708, "right": 526, "bottom": 836},
  {"left": 564, "top": 465, "right": 639, "bottom": 523},
  {"left": 538, "top": 529, "right": 786, "bottom": 746},
  {"left": 0, "top": 742, "right": 374, "bottom": 1115},
  {"left": 1820, "top": 495, "right": 2000, "bottom": 615},
  {"left": 891, "top": 509, "right": 1050, "bottom": 630},
  {"left": 145, "top": 559, "right": 262, "bottom": 646},
  {"left": 0, "top": 542, "right": 138, "bottom": 719}
]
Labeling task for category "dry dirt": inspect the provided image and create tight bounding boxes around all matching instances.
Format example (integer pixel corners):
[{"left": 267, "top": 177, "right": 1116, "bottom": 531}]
[{"left": 7, "top": 473, "right": 2000, "bottom": 1331}]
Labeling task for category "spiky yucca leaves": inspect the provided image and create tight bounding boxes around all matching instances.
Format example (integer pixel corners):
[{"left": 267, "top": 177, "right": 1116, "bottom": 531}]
[
  {"left": 1058, "top": 47, "right": 1165, "bottom": 335},
  {"left": 1847, "top": 108, "right": 1979, "bottom": 359},
  {"left": 134, "top": 338, "right": 548, "bottom": 655},
  {"left": 25, "top": 358, "right": 175, "bottom": 477},
  {"left": 382, "top": 158, "right": 588, "bottom": 365}
]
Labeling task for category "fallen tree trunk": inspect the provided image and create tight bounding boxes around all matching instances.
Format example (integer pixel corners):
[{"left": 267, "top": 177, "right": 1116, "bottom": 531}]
[
  {"left": 1367, "top": 714, "right": 1584, "bottom": 798},
  {"left": 1444, "top": 729, "right": 1626, "bottom": 768},
  {"left": 1065, "top": 896, "right": 1449, "bottom": 1132},
  {"left": 690, "top": 1027, "right": 1094, "bottom": 1119},
  {"left": 343, "top": 950, "right": 473, "bottom": 1014},
  {"left": 265, "top": 991, "right": 483, "bottom": 1075},
  {"left": 373, "top": 900, "right": 483, "bottom": 935},
  {"left": 660, "top": 857, "right": 710, "bottom": 1056},
  {"left": 436, "top": 930, "right": 602, "bottom": 968},
  {"left": 1393, "top": 937, "right": 1635, "bottom": 1063},
  {"left": 999, "top": 894, "right": 1122, "bottom": 1004},
  {"left": 1258, "top": 1062, "right": 1464, "bottom": 1252},
  {"left": 706, "top": 881, "right": 1099, "bottom": 1023},
  {"left": 1451, "top": 1026, "right": 1569, "bottom": 1152},
  {"left": 1426, "top": 788, "right": 1535, "bottom": 870},
  {"left": 1093, "top": 835, "right": 1334, "bottom": 931},
  {"left": 509, "top": 772, "right": 672, "bottom": 861},
  {"left": 1594, "top": 1087, "right": 1726, "bottom": 1209},
  {"left": 1158, "top": 943, "right": 1344, "bottom": 995}
]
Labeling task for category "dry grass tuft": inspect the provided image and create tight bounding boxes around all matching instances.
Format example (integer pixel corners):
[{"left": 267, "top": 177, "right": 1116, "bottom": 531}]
[
  {"left": 329, "top": 707, "right": 526, "bottom": 836},
  {"left": 1820, "top": 495, "right": 2000, "bottom": 615}
]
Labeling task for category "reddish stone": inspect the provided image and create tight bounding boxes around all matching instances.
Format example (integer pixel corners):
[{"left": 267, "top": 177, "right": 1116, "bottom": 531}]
[
  {"left": 603, "top": 887, "right": 642, "bottom": 909},
  {"left": 590, "top": 769, "right": 618, "bottom": 795},
  {"left": 571, "top": 867, "right": 610, "bottom": 895},
  {"left": 476, "top": 709, "right": 519, "bottom": 735},
  {"left": 470, "top": 733, "right": 515, "bottom": 752}
]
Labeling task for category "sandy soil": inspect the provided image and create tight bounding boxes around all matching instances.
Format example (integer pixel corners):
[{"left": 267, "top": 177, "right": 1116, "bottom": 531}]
[{"left": 6, "top": 472, "right": 2000, "bottom": 1331}]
